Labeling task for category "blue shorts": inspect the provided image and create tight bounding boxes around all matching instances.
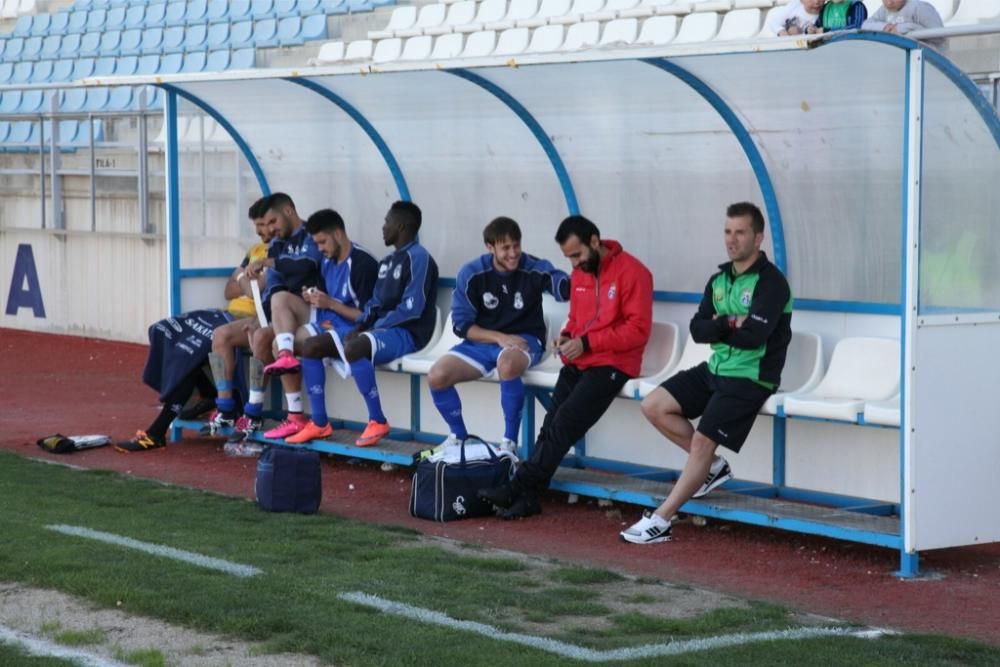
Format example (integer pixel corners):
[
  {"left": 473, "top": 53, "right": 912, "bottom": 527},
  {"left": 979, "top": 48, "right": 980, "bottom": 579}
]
[
  {"left": 446, "top": 336, "right": 544, "bottom": 377},
  {"left": 363, "top": 328, "right": 417, "bottom": 366},
  {"left": 307, "top": 312, "right": 355, "bottom": 342}
]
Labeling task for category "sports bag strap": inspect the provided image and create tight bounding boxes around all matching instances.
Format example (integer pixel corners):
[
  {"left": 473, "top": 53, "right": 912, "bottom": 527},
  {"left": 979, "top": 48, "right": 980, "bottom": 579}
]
[{"left": 459, "top": 434, "right": 500, "bottom": 466}]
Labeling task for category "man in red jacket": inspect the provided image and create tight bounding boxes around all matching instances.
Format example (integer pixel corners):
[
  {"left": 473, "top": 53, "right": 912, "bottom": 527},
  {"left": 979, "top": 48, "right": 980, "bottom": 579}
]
[{"left": 479, "top": 215, "right": 653, "bottom": 519}]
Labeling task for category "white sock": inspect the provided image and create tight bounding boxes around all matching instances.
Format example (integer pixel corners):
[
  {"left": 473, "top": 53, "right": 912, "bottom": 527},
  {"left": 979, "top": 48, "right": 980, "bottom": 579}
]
[
  {"left": 710, "top": 456, "right": 727, "bottom": 474},
  {"left": 276, "top": 333, "right": 295, "bottom": 353},
  {"left": 248, "top": 390, "right": 265, "bottom": 405},
  {"left": 648, "top": 512, "right": 670, "bottom": 527},
  {"left": 286, "top": 391, "right": 303, "bottom": 413}
]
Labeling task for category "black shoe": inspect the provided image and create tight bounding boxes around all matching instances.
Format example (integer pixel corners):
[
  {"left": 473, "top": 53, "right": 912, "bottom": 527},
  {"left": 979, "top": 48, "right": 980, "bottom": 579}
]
[
  {"left": 478, "top": 481, "right": 516, "bottom": 509},
  {"left": 498, "top": 494, "right": 541, "bottom": 520},
  {"left": 179, "top": 397, "right": 216, "bottom": 421},
  {"left": 115, "top": 431, "right": 166, "bottom": 453}
]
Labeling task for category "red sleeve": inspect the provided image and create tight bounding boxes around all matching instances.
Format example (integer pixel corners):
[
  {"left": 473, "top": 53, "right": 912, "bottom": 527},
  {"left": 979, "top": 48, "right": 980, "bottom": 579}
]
[
  {"left": 562, "top": 273, "right": 580, "bottom": 339},
  {"left": 586, "top": 259, "right": 653, "bottom": 353}
]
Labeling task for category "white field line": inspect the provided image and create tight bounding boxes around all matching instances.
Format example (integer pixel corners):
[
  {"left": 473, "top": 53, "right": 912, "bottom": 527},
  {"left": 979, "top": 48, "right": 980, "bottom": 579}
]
[
  {"left": 0, "top": 624, "right": 128, "bottom": 667},
  {"left": 338, "top": 591, "right": 893, "bottom": 663},
  {"left": 44, "top": 525, "right": 262, "bottom": 578}
]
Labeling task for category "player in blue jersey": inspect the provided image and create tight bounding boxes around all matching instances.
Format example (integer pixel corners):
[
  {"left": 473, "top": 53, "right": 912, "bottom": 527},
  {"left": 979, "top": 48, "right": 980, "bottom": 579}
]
[
  {"left": 341, "top": 201, "right": 439, "bottom": 448},
  {"left": 275, "top": 209, "right": 380, "bottom": 444},
  {"left": 428, "top": 217, "right": 570, "bottom": 452},
  {"left": 203, "top": 193, "right": 323, "bottom": 446}
]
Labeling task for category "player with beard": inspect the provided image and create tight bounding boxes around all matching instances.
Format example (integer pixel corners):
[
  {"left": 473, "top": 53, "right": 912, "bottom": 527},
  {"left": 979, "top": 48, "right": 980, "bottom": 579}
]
[{"left": 478, "top": 215, "right": 653, "bottom": 519}]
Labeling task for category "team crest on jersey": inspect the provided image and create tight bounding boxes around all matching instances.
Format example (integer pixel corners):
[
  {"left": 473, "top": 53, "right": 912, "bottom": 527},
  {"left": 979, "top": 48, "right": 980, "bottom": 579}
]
[
  {"left": 483, "top": 292, "right": 499, "bottom": 309},
  {"left": 607, "top": 284, "right": 616, "bottom": 300},
  {"left": 378, "top": 263, "right": 389, "bottom": 279},
  {"left": 740, "top": 288, "right": 752, "bottom": 307},
  {"left": 513, "top": 291, "right": 524, "bottom": 310},
  {"left": 501, "top": 284, "right": 509, "bottom": 294},
  {"left": 406, "top": 297, "right": 414, "bottom": 310},
  {"left": 714, "top": 287, "right": 724, "bottom": 302},
  {"left": 393, "top": 264, "right": 402, "bottom": 280}
]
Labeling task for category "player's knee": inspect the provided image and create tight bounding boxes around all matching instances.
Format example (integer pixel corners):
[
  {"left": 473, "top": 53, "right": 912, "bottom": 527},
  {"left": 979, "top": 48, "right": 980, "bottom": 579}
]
[
  {"left": 427, "top": 364, "right": 451, "bottom": 391},
  {"left": 343, "top": 338, "right": 368, "bottom": 364},
  {"left": 641, "top": 392, "right": 666, "bottom": 421},
  {"left": 496, "top": 359, "right": 524, "bottom": 381},
  {"left": 300, "top": 336, "right": 325, "bottom": 359},
  {"left": 690, "top": 433, "right": 717, "bottom": 458}
]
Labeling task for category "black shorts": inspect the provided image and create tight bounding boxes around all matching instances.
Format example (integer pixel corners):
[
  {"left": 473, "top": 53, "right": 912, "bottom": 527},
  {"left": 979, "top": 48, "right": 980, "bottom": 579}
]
[{"left": 660, "top": 362, "right": 773, "bottom": 453}]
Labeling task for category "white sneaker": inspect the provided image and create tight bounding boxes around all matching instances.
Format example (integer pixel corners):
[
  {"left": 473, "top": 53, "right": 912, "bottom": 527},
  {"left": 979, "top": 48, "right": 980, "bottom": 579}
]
[
  {"left": 620, "top": 510, "right": 672, "bottom": 545},
  {"left": 429, "top": 433, "right": 461, "bottom": 457},
  {"left": 692, "top": 456, "right": 733, "bottom": 499},
  {"left": 498, "top": 437, "right": 517, "bottom": 455}
]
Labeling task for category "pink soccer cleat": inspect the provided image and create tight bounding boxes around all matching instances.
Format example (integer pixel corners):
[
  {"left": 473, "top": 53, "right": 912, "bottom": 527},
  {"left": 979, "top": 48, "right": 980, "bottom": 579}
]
[
  {"left": 263, "top": 413, "right": 308, "bottom": 439},
  {"left": 264, "top": 350, "right": 301, "bottom": 376}
]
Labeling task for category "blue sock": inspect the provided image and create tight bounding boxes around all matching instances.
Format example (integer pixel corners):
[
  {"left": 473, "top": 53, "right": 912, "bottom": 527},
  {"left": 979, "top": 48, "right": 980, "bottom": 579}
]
[
  {"left": 216, "top": 397, "right": 237, "bottom": 417},
  {"left": 430, "top": 387, "right": 468, "bottom": 439},
  {"left": 500, "top": 378, "right": 524, "bottom": 442},
  {"left": 302, "top": 357, "right": 328, "bottom": 427},
  {"left": 243, "top": 401, "right": 263, "bottom": 418},
  {"left": 350, "top": 359, "right": 386, "bottom": 424}
]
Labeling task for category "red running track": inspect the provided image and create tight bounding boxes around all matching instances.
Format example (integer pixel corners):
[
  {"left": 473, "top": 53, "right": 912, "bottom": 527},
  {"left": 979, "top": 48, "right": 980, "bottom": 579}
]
[{"left": 2, "top": 328, "right": 998, "bottom": 644}]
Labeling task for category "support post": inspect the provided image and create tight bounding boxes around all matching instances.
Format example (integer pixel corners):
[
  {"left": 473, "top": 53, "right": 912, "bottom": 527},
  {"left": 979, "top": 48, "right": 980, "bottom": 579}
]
[
  {"left": 165, "top": 90, "right": 182, "bottom": 316},
  {"left": 772, "top": 416, "right": 786, "bottom": 488}
]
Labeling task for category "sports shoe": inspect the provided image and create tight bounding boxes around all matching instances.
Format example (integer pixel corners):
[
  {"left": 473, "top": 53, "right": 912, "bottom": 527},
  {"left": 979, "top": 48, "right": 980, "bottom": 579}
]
[
  {"left": 263, "top": 413, "right": 308, "bottom": 439},
  {"left": 285, "top": 420, "right": 333, "bottom": 444},
  {"left": 478, "top": 481, "right": 516, "bottom": 509},
  {"left": 691, "top": 456, "right": 733, "bottom": 499},
  {"left": 620, "top": 510, "right": 672, "bottom": 544},
  {"left": 115, "top": 431, "right": 165, "bottom": 453},
  {"left": 355, "top": 420, "right": 390, "bottom": 447},
  {"left": 198, "top": 411, "right": 235, "bottom": 437},
  {"left": 226, "top": 415, "right": 262, "bottom": 445},
  {"left": 498, "top": 437, "right": 518, "bottom": 455},
  {"left": 264, "top": 350, "right": 301, "bottom": 376},
  {"left": 223, "top": 441, "right": 266, "bottom": 458},
  {"left": 498, "top": 493, "right": 541, "bottom": 520},
  {"left": 178, "top": 397, "right": 216, "bottom": 421}
]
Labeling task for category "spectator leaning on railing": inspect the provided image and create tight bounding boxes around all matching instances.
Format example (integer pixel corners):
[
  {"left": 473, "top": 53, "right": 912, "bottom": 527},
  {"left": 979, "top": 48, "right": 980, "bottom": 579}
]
[
  {"left": 862, "top": 0, "right": 945, "bottom": 48},
  {"left": 809, "top": 0, "right": 868, "bottom": 33},
  {"left": 767, "top": 0, "right": 825, "bottom": 36}
]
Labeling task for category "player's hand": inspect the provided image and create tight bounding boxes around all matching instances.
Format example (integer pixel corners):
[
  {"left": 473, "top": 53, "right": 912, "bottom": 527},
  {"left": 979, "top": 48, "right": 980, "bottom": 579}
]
[
  {"left": 734, "top": 315, "right": 747, "bottom": 328},
  {"left": 245, "top": 259, "right": 267, "bottom": 278},
  {"left": 884, "top": 23, "right": 898, "bottom": 33},
  {"left": 496, "top": 334, "right": 529, "bottom": 351},
  {"left": 559, "top": 337, "right": 585, "bottom": 361},
  {"left": 301, "top": 286, "right": 324, "bottom": 307}
]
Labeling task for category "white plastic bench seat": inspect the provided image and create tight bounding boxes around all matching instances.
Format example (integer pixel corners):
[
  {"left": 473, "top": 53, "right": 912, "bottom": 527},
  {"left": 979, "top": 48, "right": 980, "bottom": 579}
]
[
  {"left": 636, "top": 14, "right": 678, "bottom": 42},
  {"left": 486, "top": 0, "right": 539, "bottom": 30},
  {"left": 526, "top": 23, "right": 564, "bottom": 51},
  {"left": 494, "top": 26, "right": 528, "bottom": 53},
  {"left": 313, "top": 41, "right": 345, "bottom": 64},
  {"left": 455, "top": 0, "right": 507, "bottom": 33},
  {"left": 464, "top": 29, "right": 500, "bottom": 56},
  {"left": 863, "top": 396, "right": 900, "bottom": 427},
  {"left": 551, "top": 0, "right": 605, "bottom": 24},
  {"left": 620, "top": 321, "right": 679, "bottom": 398},
  {"left": 715, "top": 7, "right": 761, "bottom": 39},
  {"left": 674, "top": 10, "right": 720, "bottom": 42},
  {"left": 947, "top": 0, "right": 1000, "bottom": 25},
  {"left": 619, "top": 0, "right": 678, "bottom": 18},
  {"left": 521, "top": 312, "right": 568, "bottom": 388},
  {"left": 926, "top": 0, "right": 955, "bottom": 22},
  {"left": 382, "top": 307, "right": 443, "bottom": 372},
  {"left": 396, "top": 3, "right": 447, "bottom": 38},
  {"left": 599, "top": 16, "right": 638, "bottom": 44},
  {"left": 424, "top": 0, "right": 476, "bottom": 35},
  {"left": 759, "top": 331, "right": 823, "bottom": 415},
  {"left": 733, "top": 0, "right": 774, "bottom": 8},
  {"left": 344, "top": 39, "right": 374, "bottom": 61},
  {"left": 656, "top": 1, "right": 695, "bottom": 15},
  {"left": 561, "top": 20, "right": 600, "bottom": 48},
  {"left": 637, "top": 334, "right": 712, "bottom": 398},
  {"left": 372, "top": 37, "right": 403, "bottom": 62},
  {"left": 399, "top": 312, "right": 462, "bottom": 375},
  {"left": 400, "top": 35, "right": 433, "bottom": 59},
  {"left": 583, "top": 0, "right": 638, "bottom": 21},
  {"left": 782, "top": 337, "right": 900, "bottom": 423},
  {"left": 431, "top": 32, "right": 465, "bottom": 58},
  {"left": 518, "top": 0, "right": 572, "bottom": 27},
  {"left": 369, "top": 5, "right": 417, "bottom": 40}
]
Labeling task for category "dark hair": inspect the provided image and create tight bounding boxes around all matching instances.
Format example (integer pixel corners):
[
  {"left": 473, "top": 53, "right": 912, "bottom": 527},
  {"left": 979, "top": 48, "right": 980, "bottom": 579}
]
[
  {"left": 306, "top": 208, "right": 346, "bottom": 235},
  {"left": 389, "top": 200, "right": 422, "bottom": 234},
  {"left": 726, "top": 202, "right": 765, "bottom": 235},
  {"left": 267, "top": 192, "right": 295, "bottom": 214},
  {"left": 483, "top": 217, "right": 521, "bottom": 246},
  {"left": 555, "top": 215, "right": 600, "bottom": 246},
  {"left": 247, "top": 196, "right": 270, "bottom": 220}
]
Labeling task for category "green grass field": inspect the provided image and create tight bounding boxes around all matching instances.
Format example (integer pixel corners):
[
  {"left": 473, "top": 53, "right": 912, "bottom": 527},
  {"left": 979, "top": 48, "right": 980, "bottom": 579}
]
[{"left": 1, "top": 451, "right": 999, "bottom": 666}]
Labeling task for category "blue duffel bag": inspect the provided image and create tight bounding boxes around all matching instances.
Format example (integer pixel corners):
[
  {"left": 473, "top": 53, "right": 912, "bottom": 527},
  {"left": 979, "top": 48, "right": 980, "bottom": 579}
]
[
  {"left": 409, "top": 436, "right": 515, "bottom": 522},
  {"left": 255, "top": 445, "right": 322, "bottom": 514}
]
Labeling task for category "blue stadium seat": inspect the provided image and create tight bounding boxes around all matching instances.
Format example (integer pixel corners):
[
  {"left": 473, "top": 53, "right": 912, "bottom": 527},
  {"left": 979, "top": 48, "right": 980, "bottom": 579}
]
[
  {"left": 136, "top": 54, "right": 160, "bottom": 74},
  {"left": 276, "top": 16, "right": 302, "bottom": 44},
  {"left": 207, "top": 0, "right": 228, "bottom": 22},
  {"left": 22, "top": 37, "right": 43, "bottom": 61},
  {"left": 68, "top": 11, "right": 88, "bottom": 33},
  {"left": 254, "top": 18, "right": 278, "bottom": 46},
  {"left": 187, "top": 0, "right": 209, "bottom": 23},
  {"left": 125, "top": 5, "right": 145, "bottom": 29},
  {"left": 85, "top": 88, "right": 110, "bottom": 111},
  {"left": 162, "top": 26, "right": 185, "bottom": 52},
  {"left": 182, "top": 50, "right": 207, "bottom": 71},
  {"left": 75, "top": 0, "right": 94, "bottom": 11},
  {"left": 301, "top": 13, "right": 326, "bottom": 40},
  {"left": 120, "top": 29, "right": 142, "bottom": 55},
  {"left": 8, "top": 121, "right": 33, "bottom": 144},
  {"left": 87, "top": 9, "right": 108, "bottom": 32},
  {"left": 230, "top": 46, "right": 255, "bottom": 68},
  {"left": 60, "top": 89, "right": 86, "bottom": 112},
  {"left": 145, "top": 3, "right": 167, "bottom": 27},
  {"left": 91, "top": 0, "right": 112, "bottom": 9},
  {"left": 165, "top": 1, "right": 186, "bottom": 25},
  {"left": 107, "top": 87, "right": 133, "bottom": 110},
  {"left": 41, "top": 35, "right": 62, "bottom": 60},
  {"left": 206, "top": 22, "right": 230, "bottom": 49},
  {"left": 161, "top": 52, "right": 184, "bottom": 72},
  {"left": 58, "top": 120, "right": 81, "bottom": 145},
  {"left": 13, "top": 15, "right": 33, "bottom": 37},
  {"left": 72, "top": 59, "right": 95, "bottom": 79},
  {"left": 230, "top": 20, "right": 253, "bottom": 47},
  {"left": 59, "top": 34, "right": 81, "bottom": 58},
  {"left": 116, "top": 55, "right": 139, "bottom": 75},
  {"left": 99, "top": 31, "right": 122, "bottom": 56},
  {"left": 369, "top": 0, "right": 394, "bottom": 7},
  {"left": 11, "top": 62, "right": 32, "bottom": 84},
  {"left": 206, "top": 48, "right": 230, "bottom": 70},
  {"left": 300, "top": 0, "right": 324, "bottom": 14},
  {"left": 141, "top": 27, "right": 164, "bottom": 54},
  {"left": 229, "top": 0, "right": 252, "bottom": 21},
  {"left": 94, "top": 57, "right": 117, "bottom": 76},
  {"left": 0, "top": 92, "right": 23, "bottom": 114},
  {"left": 31, "top": 14, "right": 51, "bottom": 36},
  {"left": 139, "top": 86, "right": 161, "bottom": 110},
  {"left": 0, "top": 63, "right": 11, "bottom": 83},
  {"left": 186, "top": 24, "right": 208, "bottom": 50},
  {"left": 79, "top": 33, "right": 101, "bottom": 58},
  {"left": 0, "top": 122, "right": 10, "bottom": 143},
  {"left": 251, "top": 0, "right": 274, "bottom": 18},
  {"left": 274, "top": 0, "right": 296, "bottom": 17},
  {"left": 19, "top": 90, "right": 44, "bottom": 113},
  {"left": 0, "top": 40, "right": 6, "bottom": 62},
  {"left": 5, "top": 38, "right": 24, "bottom": 62},
  {"left": 31, "top": 59, "right": 53, "bottom": 82},
  {"left": 51, "top": 60, "right": 74, "bottom": 81},
  {"left": 107, "top": 7, "right": 127, "bottom": 30},
  {"left": 50, "top": 11, "right": 70, "bottom": 34}
]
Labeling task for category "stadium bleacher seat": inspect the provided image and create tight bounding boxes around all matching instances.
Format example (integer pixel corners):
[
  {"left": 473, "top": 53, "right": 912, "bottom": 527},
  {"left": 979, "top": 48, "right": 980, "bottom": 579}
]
[
  {"left": 759, "top": 332, "right": 823, "bottom": 415},
  {"left": 125, "top": 4, "right": 145, "bottom": 28},
  {"left": 206, "top": 48, "right": 231, "bottom": 69},
  {"left": 59, "top": 33, "right": 81, "bottom": 57},
  {"left": 457, "top": 0, "right": 506, "bottom": 33},
  {"left": 400, "top": 34, "right": 432, "bottom": 59},
  {"left": 252, "top": 0, "right": 275, "bottom": 18},
  {"left": 315, "top": 39, "right": 344, "bottom": 62},
  {"left": 142, "top": 27, "right": 165, "bottom": 54},
  {"left": 425, "top": 0, "right": 475, "bottom": 35},
  {"left": 562, "top": 20, "right": 600, "bottom": 49},
  {"left": 430, "top": 31, "right": 464, "bottom": 57},
  {"left": 526, "top": 23, "right": 564, "bottom": 51},
  {"left": 51, "top": 59, "right": 73, "bottom": 81},
  {"left": 0, "top": 62, "right": 10, "bottom": 83},
  {"left": 187, "top": 24, "right": 209, "bottom": 50},
  {"left": 94, "top": 57, "right": 116, "bottom": 76},
  {"left": 600, "top": 17, "right": 638, "bottom": 45},
  {"left": 163, "top": 26, "right": 186, "bottom": 52},
  {"left": 19, "top": 89, "right": 44, "bottom": 113},
  {"left": 277, "top": 15, "right": 304, "bottom": 44},
  {"left": 783, "top": 337, "right": 900, "bottom": 423},
  {"left": 519, "top": 0, "right": 572, "bottom": 27},
  {"left": 372, "top": 36, "right": 402, "bottom": 61},
  {"left": 108, "top": 86, "right": 133, "bottom": 110},
  {"left": 22, "top": 35, "right": 42, "bottom": 60},
  {"left": 344, "top": 38, "right": 374, "bottom": 60},
  {"left": 949, "top": 0, "right": 1000, "bottom": 25},
  {"left": 552, "top": 0, "right": 605, "bottom": 25},
  {"left": 230, "top": 0, "right": 253, "bottom": 22},
  {"left": 68, "top": 10, "right": 88, "bottom": 32},
  {"left": 60, "top": 88, "right": 86, "bottom": 112},
  {"left": 619, "top": 321, "right": 680, "bottom": 398},
  {"left": 207, "top": 0, "right": 228, "bottom": 22},
  {"left": 137, "top": 54, "right": 161, "bottom": 74},
  {"left": 85, "top": 87, "right": 110, "bottom": 112},
  {"left": 120, "top": 29, "right": 142, "bottom": 55},
  {"left": 106, "top": 6, "right": 127, "bottom": 30},
  {"left": 79, "top": 32, "right": 100, "bottom": 57},
  {"left": 369, "top": 5, "right": 416, "bottom": 39},
  {"left": 863, "top": 396, "right": 900, "bottom": 427},
  {"left": 87, "top": 9, "right": 107, "bottom": 32},
  {"left": 493, "top": 27, "right": 527, "bottom": 54},
  {"left": 715, "top": 7, "right": 761, "bottom": 39},
  {"left": 116, "top": 55, "right": 139, "bottom": 75},
  {"left": 30, "top": 59, "right": 52, "bottom": 82},
  {"left": 188, "top": 0, "right": 209, "bottom": 23},
  {"left": 207, "top": 22, "right": 230, "bottom": 49},
  {"left": 161, "top": 52, "right": 185, "bottom": 73},
  {"left": 636, "top": 15, "right": 678, "bottom": 43},
  {"left": 231, "top": 47, "right": 256, "bottom": 67},
  {"left": 301, "top": 13, "right": 327, "bottom": 39},
  {"left": 398, "top": 313, "right": 463, "bottom": 375},
  {"left": 0, "top": 121, "right": 11, "bottom": 143},
  {"left": 10, "top": 61, "right": 31, "bottom": 84},
  {"left": 637, "top": 335, "right": 711, "bottom": 398},
  {"left": 275, "top": 0, "right": 297, "bottom": 17},
  {"left": 397, "top": 3, "right": 446, "bottom": 38},
  {"left": 487, "top": 0, "right": 538, "bottom": 30},
  {"left": 71, "top": 58, "right": 95, "bottom": 79},
  {"left": 144, "top": 3, "right": 167, "bottom": 27},
  {"left": 41, "top": 35, "right": 62, "bottom": 59},
  {"left": 13, "top": 13, "right": 32, "bottom": 36},
  {"left": 522, "top": 315, "right": 569, "bottom": 388},
  {"left": 675, "top": 11, "right": 720, "bottom": 42},
  {"left": 0, "top": 91, "right": 22, "bottom": 113},
  {"left": 99, "top": 31, "right": 123, "bottom": 56},
  {"left": 255, "top": 17, "right": 280, "bottom": 47},
  {"left": 230, "top": 20, "right": 255, "bottom": 48},
  {"left": 182, "top": 50, "right": 208, "bottom": 72},
  {"left": 3, "top": 37, "right": 24, "bottom": 62}
]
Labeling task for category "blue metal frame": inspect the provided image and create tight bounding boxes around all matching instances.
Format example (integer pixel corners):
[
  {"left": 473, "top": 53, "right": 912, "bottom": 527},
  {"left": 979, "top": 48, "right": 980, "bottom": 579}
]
[
  {"left": 445, "top": 68, "right": 579, "bottom": 215},
  {"left": 178, "top": 267, "right": 233, "bottom": 278},
  {"left": 285, "top": 77, "right": 411, "bottom": 201},
  {"left": 641, "top": 58, "right": 787, "bottom": 275},
  {"left": 165, "top": 90, "right": 182, "bottom": 316}
]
